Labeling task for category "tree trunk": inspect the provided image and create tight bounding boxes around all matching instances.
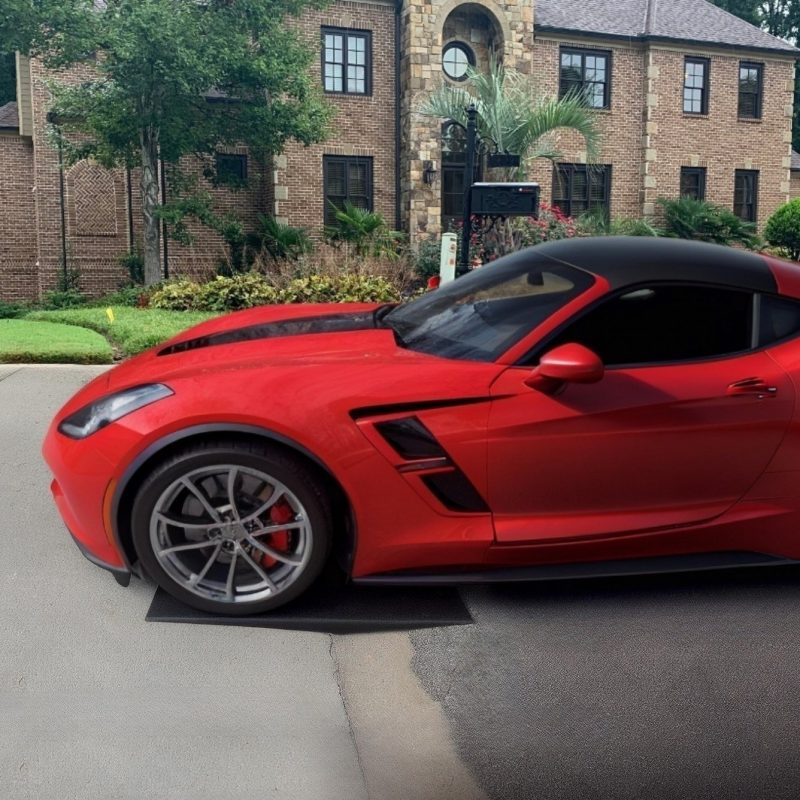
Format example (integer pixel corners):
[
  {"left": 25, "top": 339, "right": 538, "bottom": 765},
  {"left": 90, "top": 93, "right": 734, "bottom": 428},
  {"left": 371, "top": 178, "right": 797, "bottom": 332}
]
[{"left": 140, "top": 125, "right": 162, "bottom": 285}]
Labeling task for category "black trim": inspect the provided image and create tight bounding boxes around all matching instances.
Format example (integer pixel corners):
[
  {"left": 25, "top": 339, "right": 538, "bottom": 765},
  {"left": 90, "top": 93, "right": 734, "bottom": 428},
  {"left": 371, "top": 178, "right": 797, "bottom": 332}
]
[
  {"left": 442, "top": 41, "right": 475, "bottom": 82},
  {"left": 68, "top": 526, "right": 132, "bottom": 586},
  {"left": 350, "top": 396, "right": 493, "bottom": 421},
  {"left": 354, "top": 551, "right": 797, "bottom": 586},
  {"left": 734, "top": 169, "right": 759, "bottom": 222},
  {"left": 683, "top": 56, "right": 710, "bottom": 115},
  {"left": 321, "top": 27, "right": 372, "bottom": 96},
  {"left": 552, "top": 163, "right": 612, "bottom": 218},
  {"left": 421, "top": 471, "right": 489, "bottom": 513},
  {"left": 375, "top": 417, "right": 447, "bottom": 459},
  {"left": 680, "top": 166, "right": 706, "bottom": 201},
  {"left": 323, "top": 155, "right": 374, "bottom": 226},
  {"left": 159, "top": 311, "right": 378, "bottom": 355},
  {"left": 559, "top": 46, "right": 612, "bottom": 109},
  {"left": 738, "top": 61, "right": 764, "bottom": 119}
]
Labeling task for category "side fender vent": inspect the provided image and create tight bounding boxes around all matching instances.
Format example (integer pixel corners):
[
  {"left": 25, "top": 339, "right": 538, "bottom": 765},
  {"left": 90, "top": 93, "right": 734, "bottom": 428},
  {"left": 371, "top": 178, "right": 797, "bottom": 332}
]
[
  {"left": 374, "top": 417, "right": 446, "bottom": 460},
  {"left": 422, "top": 471, "right": 489, "bottom": 513}
]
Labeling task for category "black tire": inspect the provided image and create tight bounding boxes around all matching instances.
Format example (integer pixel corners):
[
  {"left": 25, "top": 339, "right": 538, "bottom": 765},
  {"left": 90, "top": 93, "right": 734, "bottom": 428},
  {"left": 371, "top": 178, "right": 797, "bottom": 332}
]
[{"left": 131, "top": 438, "right": 332, "bottom": 615}]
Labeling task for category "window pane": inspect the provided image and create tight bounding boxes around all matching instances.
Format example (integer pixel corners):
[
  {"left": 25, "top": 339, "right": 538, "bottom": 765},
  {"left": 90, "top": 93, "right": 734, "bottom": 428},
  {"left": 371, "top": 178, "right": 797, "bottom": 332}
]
[
  {"left": 545, "top": 285, "right": 753, "bottom": 366},
  {"left": 760, "top": 295, "right": 800, "bottom": 345},
  {"left": 326, "top": 161, "right": 346, "bottom": 195},
  {"left": 348, "top": 162, "right": 367, "bottom": 195}
]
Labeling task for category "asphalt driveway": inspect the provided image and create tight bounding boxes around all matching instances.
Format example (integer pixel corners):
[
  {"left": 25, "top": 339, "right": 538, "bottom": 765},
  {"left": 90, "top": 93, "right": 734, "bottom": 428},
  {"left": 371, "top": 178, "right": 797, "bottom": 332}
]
[{"left": 4, "top": 364, "right": 800, "bottom": 800}]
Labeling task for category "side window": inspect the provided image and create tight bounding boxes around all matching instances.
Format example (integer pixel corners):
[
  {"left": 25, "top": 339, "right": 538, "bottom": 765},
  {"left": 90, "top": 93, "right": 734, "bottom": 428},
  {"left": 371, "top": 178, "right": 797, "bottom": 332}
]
[
  {"left": 540, "top": 285, "right": 753, "bottom": 366},
  {"left": 759, "top": 294, "right": 800, "bottom": 346}
]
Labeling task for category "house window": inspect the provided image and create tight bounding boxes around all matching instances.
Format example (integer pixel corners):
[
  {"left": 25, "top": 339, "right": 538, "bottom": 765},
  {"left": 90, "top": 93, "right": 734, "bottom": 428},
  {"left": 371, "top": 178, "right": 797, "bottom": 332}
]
[
  {"left": 215, "top": 153, "right": 248, "bottom": 183},
  {"left": 322, "top": 28, "right": 371, "bottom": 95},
  {"left": 323, "top": 155, "right": 373, "bottom": 224},
  {"left": 734, "top": 169, "right": 759, "bottom": 222},
  {"left": 680, "top": 167, "right": 706, "bottom": 201},
  {"left": 552, "top": 163, "right": 611, "bottom": 218},
  {"left": 738, "top": 62, "right": 763, "bottom": 119},
  {"left": 559, "top": 48, "right": 611, "bottom": 109},
  {"left": 443, "top": 42, "right": 475, "bottom": 82},
  {"left": 683, "top": 57, "right": 709, "bottom": 114}
]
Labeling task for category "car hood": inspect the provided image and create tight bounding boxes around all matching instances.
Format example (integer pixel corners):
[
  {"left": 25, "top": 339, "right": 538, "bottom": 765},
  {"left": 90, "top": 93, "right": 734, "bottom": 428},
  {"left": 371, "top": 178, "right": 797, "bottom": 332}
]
[{"left": 104, "top": 302, "right": 428, "bottom": 390}]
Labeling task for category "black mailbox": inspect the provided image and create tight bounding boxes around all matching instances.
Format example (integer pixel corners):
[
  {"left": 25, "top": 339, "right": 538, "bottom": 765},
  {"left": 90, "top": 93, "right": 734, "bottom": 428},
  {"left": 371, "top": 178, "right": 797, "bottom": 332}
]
[{"left": 470, "top": 182, "right": 540, "bottom": 217}]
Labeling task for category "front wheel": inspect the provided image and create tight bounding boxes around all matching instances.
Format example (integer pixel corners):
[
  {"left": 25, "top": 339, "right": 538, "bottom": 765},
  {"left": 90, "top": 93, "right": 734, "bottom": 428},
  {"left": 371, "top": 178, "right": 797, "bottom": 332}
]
[{"left": 131, "top": 440, "right": 332, "bottom": 615}]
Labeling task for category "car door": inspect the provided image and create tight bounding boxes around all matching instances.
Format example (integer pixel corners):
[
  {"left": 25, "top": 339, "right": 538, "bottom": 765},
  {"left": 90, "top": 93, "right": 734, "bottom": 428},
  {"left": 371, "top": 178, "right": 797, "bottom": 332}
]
[{"left": 487, "top": 283, "right": 796, "bottom": 543}]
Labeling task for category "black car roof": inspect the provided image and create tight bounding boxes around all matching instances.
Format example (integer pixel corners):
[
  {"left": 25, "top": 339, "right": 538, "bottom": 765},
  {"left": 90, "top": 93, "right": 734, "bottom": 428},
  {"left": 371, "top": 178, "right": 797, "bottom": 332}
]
[{"left": 518, "top": 237, "right": 776, "bottom": 294}]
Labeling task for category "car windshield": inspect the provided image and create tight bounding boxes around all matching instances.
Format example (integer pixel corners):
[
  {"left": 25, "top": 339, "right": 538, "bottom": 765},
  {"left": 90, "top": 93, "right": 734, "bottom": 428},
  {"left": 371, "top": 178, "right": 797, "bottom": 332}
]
[{"left": 384, "top": 251, "right": 595, "bottom": 361}]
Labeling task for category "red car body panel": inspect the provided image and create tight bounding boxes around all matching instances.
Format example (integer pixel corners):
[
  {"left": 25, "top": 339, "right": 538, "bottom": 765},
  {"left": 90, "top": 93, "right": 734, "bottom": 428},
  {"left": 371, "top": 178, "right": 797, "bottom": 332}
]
[{"left": 42, "top": 239, "right": 800, "bottom": 591}]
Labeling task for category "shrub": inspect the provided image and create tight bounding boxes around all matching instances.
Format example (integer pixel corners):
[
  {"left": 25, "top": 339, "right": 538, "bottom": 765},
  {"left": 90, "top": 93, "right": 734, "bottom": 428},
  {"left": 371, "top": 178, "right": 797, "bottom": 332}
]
[
  {"left": 0, "top": 301, "right": 28, "bottom": 319},
  {"left": 658, "top": 197, "right": 759, "bottom": 249},
  {"left": 257, "top": 216, "right": 314, "bottom": 261},
  {"left": 765, "top": 199, "right": 800, "bottom": 261},
  {"left": 149, "top": 279, "right": 203, "bottom": 311},
  {"left": 413, "top": 238, "right": 442, "bottom": 281},
  {"left": 578, "top": 213, "right": 659, "bottom": 237},
  {"left": 324, "top": 202, "right": 404, "bottom": 258},
  {"left": 41, "top": 288, "right": 88, "bottom": 309},
  {"left": 281, "top": 273, "right": 401, "bottom": 304},
  {"left": 96, "top": 285, "right": 151, "bottom": 307},
  {"left": 196, "top": 273, "right": 281, "bottom": 311},
  {"left": 119, "top": 251, "right": 145, "bottom": 285}
]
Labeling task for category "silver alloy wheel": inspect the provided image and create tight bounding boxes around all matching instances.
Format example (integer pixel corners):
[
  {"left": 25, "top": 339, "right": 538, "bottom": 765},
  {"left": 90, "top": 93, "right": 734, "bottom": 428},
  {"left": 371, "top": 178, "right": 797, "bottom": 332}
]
[{"left": 149, "top": 464, "right": 313, "bottom": 605}]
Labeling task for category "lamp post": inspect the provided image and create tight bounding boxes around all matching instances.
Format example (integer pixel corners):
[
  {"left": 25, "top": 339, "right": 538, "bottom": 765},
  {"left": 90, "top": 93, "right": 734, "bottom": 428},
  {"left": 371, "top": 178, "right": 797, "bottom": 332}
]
[{"left": 459, "top": 103, "right": 478, "bottom": 275}]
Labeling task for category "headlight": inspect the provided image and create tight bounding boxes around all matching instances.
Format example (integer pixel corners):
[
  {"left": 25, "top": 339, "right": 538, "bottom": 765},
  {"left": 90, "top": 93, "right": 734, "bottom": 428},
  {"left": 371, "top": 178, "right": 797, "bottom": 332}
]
[{"left": 58, "top": 384, "right": 173, "bottom": 439}]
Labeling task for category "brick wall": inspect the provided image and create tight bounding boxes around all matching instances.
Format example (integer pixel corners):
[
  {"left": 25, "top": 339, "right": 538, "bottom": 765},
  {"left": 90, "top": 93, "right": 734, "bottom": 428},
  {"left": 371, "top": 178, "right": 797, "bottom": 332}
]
[
  {"left": 0, "top": 132, "right": 37, "bottom": 301},
  {"left": 276, "top": 0, "right": 397, "bottom": 235},
  {"left": 527, "top": 36, "right": 646, "bottom": 220},
  {"left": 644, "top": 46, "right": 794, "bottom": 227}
]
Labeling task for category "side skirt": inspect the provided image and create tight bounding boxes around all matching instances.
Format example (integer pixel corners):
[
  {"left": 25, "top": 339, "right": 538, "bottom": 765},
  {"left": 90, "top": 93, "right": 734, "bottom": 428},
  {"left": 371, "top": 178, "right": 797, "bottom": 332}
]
[{"left": 353, "top": 551, "right": 797, "bottom": 586}]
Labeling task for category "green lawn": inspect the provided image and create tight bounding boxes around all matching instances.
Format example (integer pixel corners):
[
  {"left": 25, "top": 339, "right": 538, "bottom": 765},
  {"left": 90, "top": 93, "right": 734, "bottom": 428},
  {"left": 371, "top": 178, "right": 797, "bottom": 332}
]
[
  {"left": 24, "top": 307, "right": 217, "bottom": 357},
  {"left": 0, "top": 319, "right": 114, "bottom": 364}
]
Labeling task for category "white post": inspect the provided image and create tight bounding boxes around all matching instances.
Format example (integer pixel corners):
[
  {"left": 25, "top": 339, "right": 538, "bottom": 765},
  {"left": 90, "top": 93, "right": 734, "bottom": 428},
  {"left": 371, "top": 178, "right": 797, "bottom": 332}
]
[{"left": 439, "top": 233, "right": 457, "bottom": 285}]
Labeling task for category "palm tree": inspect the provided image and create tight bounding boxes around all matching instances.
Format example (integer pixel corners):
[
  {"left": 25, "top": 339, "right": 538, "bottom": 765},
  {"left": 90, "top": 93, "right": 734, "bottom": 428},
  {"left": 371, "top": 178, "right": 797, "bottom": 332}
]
[{"left": 419, "top": 56, "right": 601, "bottom": 179}]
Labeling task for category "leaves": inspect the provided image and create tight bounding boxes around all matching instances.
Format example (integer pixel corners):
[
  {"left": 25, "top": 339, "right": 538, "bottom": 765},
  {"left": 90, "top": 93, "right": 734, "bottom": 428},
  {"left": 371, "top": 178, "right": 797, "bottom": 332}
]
[{"left": 419, "top": 56, "right": 601, "bottom": 178}]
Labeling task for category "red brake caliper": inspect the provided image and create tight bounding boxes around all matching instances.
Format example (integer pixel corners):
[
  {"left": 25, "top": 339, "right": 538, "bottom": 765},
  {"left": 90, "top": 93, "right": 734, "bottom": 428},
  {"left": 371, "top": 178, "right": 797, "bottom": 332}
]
[{"left": 259, "top": 499, "right": 294, "bottom": 567}]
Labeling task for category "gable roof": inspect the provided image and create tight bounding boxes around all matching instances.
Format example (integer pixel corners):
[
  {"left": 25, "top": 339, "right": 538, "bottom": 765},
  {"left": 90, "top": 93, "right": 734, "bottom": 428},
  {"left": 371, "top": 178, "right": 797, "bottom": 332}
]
[
  {"left": 535, "top": 0, "right": 799, "bottom": 54},
  {"left": 0, "top": 102, "right": 19, "bottom": 130}
]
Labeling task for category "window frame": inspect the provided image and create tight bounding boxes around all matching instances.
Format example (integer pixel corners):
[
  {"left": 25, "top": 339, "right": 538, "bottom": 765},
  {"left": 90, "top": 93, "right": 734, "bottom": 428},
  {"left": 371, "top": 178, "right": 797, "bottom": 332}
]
[
  {"left": 323, "top": 154, "right": 374, "bottom": 225},
  {"left": 517, "top": 281, "right": 797, "bottom": 370},
  {"left": 214, "top": 153, "right": 248, "bottom": 184},
  {"left": 559, "top": 46, "right": 612, "bottom": 110},
  {"left": 552, "top": 163, "right": 612, "bottom": 219},
  {"left": 680, "top": 166, "right": 706, "bottom": 201},
  {"left": 321, "top": 27, "right": 372, "bottom": 96},
  {"left": 734, "top": 169, "right": 759, "bottom": 222},
  {"left": 442, "top": 41, "right": 475, "bottom": 82},
  {"left": 683, "top": 56, "right": 710, "bottom": 115},
  {"left": 738, "top": 61, "right": 764, "bottom": 119}
]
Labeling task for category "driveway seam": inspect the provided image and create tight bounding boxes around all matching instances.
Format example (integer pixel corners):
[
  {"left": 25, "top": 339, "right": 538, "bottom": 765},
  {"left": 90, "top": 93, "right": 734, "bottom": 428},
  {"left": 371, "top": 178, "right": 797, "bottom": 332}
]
[
  {"left": 0, "top": 367, "right": 24, "bottom": 384},
  {"left": 329, "top": 634, "right": 371, "bottom": 800}
]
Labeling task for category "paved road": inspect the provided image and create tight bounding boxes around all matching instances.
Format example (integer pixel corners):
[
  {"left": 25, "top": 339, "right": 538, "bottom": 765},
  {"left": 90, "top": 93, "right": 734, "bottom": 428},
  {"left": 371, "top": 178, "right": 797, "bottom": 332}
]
[
  {"left": 412, "top": 572, "right": 800, "bottom": 799},
  {"left": 0, "top": 365, "right": 482, "bottom": 800}
]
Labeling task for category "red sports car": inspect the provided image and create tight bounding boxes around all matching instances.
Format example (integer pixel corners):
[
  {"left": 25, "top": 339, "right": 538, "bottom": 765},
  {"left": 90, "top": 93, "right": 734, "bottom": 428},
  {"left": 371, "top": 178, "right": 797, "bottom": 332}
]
[{"left": 43, "top": 237, "right": 800, "bottom": 615}]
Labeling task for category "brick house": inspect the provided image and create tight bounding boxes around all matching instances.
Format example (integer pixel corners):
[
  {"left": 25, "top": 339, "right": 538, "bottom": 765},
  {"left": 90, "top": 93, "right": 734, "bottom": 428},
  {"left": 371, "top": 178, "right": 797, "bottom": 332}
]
[{"left": 1, "top": 0, "right": 798, "bottom": 301}]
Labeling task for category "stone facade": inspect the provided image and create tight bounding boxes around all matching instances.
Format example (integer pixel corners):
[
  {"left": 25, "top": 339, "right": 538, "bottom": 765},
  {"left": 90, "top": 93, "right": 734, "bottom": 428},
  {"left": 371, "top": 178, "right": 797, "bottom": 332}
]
[{"left": 0, "top": 0, "right": 797, "bottom": 301}]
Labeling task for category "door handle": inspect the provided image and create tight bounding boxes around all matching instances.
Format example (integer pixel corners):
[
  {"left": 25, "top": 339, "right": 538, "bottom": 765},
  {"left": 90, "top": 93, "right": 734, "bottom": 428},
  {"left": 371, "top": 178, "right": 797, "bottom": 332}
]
[{"left": 727, "top": 377, "right": 778, "bottom": 398}]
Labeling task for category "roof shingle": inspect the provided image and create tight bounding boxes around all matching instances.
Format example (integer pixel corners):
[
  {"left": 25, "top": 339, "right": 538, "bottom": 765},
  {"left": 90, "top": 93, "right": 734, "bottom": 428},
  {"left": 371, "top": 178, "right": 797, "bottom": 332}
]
[
  {"left": 535, "top": 0, "right": 799, "bottom": 54},
  {"left": 0, "top": 102, "right": 19, "bottom": 129}
]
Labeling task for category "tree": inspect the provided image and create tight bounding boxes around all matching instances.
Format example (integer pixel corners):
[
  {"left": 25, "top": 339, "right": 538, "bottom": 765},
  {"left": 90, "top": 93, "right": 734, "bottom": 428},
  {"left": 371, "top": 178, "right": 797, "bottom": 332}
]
[
  {"left": 765, "top": 197, "right": 800, "bottom": 258},
  {"left": 419, "top": 58, "right": 601, "bottom": 180},
  {"left": 0, "top": 52, "right": 15, "bottom": 106},
  {"left": 0, "top": 0, "right": 331, "bottom": 285}
]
